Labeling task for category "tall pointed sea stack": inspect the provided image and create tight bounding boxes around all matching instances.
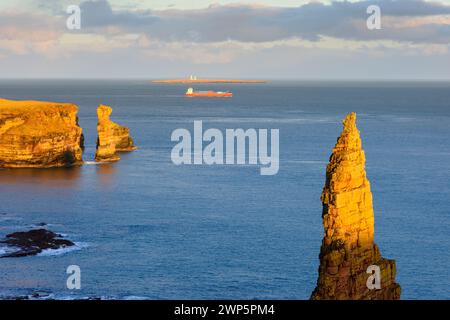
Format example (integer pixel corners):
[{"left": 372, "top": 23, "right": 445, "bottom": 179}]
[
  {"left": 311, "top": 113, "right": 401, "bottom": 300},
  {"left": 95, "top": 105, "right": 137, "bottom": 162}
]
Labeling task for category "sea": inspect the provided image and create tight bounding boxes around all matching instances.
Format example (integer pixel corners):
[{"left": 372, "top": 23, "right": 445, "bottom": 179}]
[{"left": 0, "top": 80, "right": 449, "bottom": 299}]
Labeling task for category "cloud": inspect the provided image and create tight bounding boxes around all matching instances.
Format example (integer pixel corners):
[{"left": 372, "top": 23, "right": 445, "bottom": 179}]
[
  {"left": 73, "top": 0, "right": 450, "bottom": 44},
  {"left": 0, "top": 11, "right": 62, "bottom": 56},
  {"left": 1, "top": 0, "right": 450, "bottom": 78},
  {"left": 79, "top": 0, "right": 157, "bottom": 28}
]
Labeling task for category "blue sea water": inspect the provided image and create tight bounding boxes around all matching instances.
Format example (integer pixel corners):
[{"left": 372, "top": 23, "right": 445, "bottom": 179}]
[{"left": 0, "top": 80, "right": 449, "bottom": 299}]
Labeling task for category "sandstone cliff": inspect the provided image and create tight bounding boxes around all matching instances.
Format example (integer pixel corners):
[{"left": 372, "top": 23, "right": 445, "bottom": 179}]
[
  {"left": 0, "top": 98, "right": 84, "bottom": 168},
  {"left": 95, "top": 104, "right": 136, "bottom": 162},
  {"left": 311, "top": 112, "right": 401, "bottom": 300}
]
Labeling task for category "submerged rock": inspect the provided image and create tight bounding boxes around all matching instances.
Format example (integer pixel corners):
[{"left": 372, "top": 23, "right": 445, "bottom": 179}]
[
  {"left": 0, "top": 229, "right": 74, "bottom": 258},
  {"left": 95, "top": 104, "right": 137, "bottom": 162},
  {"left": 311, "top": 113, "right": 401, "bottom": 300},
  {"left": 0, "top": 98, "right": 84, "bottom": 168}
]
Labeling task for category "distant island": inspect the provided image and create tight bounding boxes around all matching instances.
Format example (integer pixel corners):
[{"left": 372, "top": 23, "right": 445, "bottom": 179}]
[{"left": 152, "top": 77, "right": 266, "bottom": 84}]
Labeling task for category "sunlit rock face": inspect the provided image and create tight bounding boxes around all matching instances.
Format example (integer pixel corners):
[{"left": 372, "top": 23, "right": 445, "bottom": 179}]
[
  {"left": 311, "top": 112, "right": 401, "bottom": 300},
  {"left": 95, "top": 104, "right": 136, "bottom": 162},
  {"left": 0, "top": 98, "right": 84, "bottom": 168}
]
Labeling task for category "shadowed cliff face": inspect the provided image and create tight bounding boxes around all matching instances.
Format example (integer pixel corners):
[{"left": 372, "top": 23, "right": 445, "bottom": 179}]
[
  {"left": 311, "top": 112, "right": 401, "bottom": 300},
  {"left": 0, "top": 98, "right": 83, "bottom": 168},
  {"left": 95, "top": 104, "right": 137, "bottom": 162}
]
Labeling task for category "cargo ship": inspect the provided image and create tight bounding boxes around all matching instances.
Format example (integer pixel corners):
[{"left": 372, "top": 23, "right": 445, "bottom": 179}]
[{"left": 185, "top": 88, "right": 232, "bottom": 97}]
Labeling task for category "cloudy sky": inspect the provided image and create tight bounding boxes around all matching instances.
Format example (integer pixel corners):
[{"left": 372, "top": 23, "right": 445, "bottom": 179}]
[{"left": 1, "top": 0, "right": 450, "bottom": 79}]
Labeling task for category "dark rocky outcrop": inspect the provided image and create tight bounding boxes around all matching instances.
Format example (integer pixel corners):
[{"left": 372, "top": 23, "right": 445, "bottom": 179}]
[{"left": 0, "top": 229, "right": 74, "bottom": 258}]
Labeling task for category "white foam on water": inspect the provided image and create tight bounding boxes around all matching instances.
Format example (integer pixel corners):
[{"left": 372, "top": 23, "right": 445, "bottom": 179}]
[
  {"left": 29, "top": 223, "right": 56, "bottom": 228},
  {"left": 84, "top": 161, "right": 119, "bottom": 166},
  {"left": 27, "top": 293, "right": 55, "bottom": 300},
  {"left": 83, "top": 161, "right": 99, "bottom": 165},
  {"left": 37, "top": 242, "right": 89, "bottom": 257},
  {"left": 123, "top": 295, "right": 150, "bottom": 300},
  {"left": 0, "top": 216, "right": 22, "bottom": 223},
  {"left": 0, "top": 292, "right": 150, "bottom": 300},
  {"left": 55, "top": 295, "right": 117, "bottom": 300},
  {"left": 0, "top": 245, "right": 21, "bottom": 257}
]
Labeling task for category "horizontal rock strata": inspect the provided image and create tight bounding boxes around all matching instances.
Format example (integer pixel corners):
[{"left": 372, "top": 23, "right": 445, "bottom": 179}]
[
  {"left": 311, "top": 112, "right": 401, "bottom": 300},
  {"left": 0, "top": 98, "right": 83, "bottom": 168},
  {"left": 95, "top": 104, "right": 136, "bottom": 162}
]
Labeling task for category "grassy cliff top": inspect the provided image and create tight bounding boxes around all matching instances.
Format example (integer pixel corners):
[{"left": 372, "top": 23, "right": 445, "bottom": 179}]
[
  {"left": 0, "top": 98, "right": 80, "bottom": 134},
  {"left": 0, "top": 98, "right": 77, "bottom": 114}
]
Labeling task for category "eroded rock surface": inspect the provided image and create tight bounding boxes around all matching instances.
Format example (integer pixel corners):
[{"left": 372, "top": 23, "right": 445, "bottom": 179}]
[
  {"left": 95, "top": 104, "right": 136, "bottom": 162},
  {"left": 311, "top": 112, "right": 401, "bottom": 300},
  {"left": 0, "top": 98, "right": 84, "bottom": 168}
]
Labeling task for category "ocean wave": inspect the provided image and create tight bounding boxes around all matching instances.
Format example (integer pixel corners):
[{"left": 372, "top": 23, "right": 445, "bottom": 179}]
[
  {"left": 37, "top": 242, "right": 89, "bottom": 257},
  {"left": 285, "top": 160, "right": 327, "bottom": 164},
  {"left": 378, "top": 116, "right": 419, "bottom": 123},
  {"left": 84, "top": 161, "right": 122, "bottom": 166},
  {"left": 0, "top": 292, "right": 55, "bottom": 300},
  {"left": 55, "top": 295, "right": 149, "bottom": 300},
  {"left": 0, "top": 292, "right": 150, "bottom": 300},
  {"left": 0, "top": 245, "right": 20, "bottom": 257},
  {"left": 0, "top": 216, "right": 22, "bottom": 223},
  {"left": 0, "top": 242, "right": 88, "bottom": 258},
  {"left": 123, "top": 296, "right": 150, "bottom": 300},
  {"left": 200, "top": 117, "right": 336, "bottom": 124},
  {"left": 129, "top": 117, "right": 337, "bottom": 124}
]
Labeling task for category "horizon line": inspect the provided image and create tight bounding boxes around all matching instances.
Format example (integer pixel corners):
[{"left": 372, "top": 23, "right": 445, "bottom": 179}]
[{"left": 1, "top": 78, "right": 450, "bottom": 82}]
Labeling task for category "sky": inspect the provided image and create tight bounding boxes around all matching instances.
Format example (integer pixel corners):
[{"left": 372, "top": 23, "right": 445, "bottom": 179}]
[{"left": 0, "top": 0, "right": 450, "bottom": 79}]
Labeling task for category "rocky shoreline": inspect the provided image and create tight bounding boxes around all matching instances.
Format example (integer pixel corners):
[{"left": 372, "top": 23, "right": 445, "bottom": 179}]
[
  {"left": 0, "top": 98, "right": 136, "bottom": 168},
  {"left": 0, "top": 98, "right": 84, "bottom": 168},
  {"left": 0, "top": 229, "right": 75, "bottom": 258}
]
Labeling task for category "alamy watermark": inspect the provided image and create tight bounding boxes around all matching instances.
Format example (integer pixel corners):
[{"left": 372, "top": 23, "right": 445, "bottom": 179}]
[
  {"left": 66, "top": 265, "right": 81, "bottom": 290},
  {"left": 66, "top": 5, "right": 81, "bottom": 30},
  {"left": 171, "top": 121, "right": 279, "bottom": 175},
  {"left": 366, "top": 265, "right": 381, "bottom": 290},
  {"left": 367, "top": 5, "right": 382, "bottom": 30},
  {"left": 65, "top": 4, "right": 381, "bottom": 31}
]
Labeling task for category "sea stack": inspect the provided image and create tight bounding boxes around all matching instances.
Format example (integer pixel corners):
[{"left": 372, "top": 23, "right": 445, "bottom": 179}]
[
  {"left": 311, "top": 112, "right": 401, "bottom": 300},
  {"left": 95, "top": 104, "right": 136, "bottom": 162},
  {"left": 0, "top": 98, "right": 83, "bottom": 168}
]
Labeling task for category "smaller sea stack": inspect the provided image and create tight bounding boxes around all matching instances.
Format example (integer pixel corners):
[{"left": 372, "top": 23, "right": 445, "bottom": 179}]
[
  {"left": 311, "top": 112, "right": 401, "bottom": 300},
  {"left": 95, "top": 104, "right": 137, "bottom": 162}
]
